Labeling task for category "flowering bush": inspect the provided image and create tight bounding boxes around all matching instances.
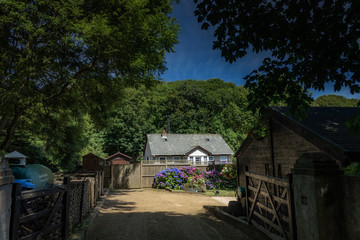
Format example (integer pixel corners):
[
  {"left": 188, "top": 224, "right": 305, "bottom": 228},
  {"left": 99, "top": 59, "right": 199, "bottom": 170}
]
[
  {"left": 153, "top": 167, "right": 186, "bottom": 190},
  {"left": 153, "top": 166, "right": 237, "bottom": 190},
  {"left": 220, "top": 164, "right": 237, "bottom": 179},
  {"left": 203, "top": 169, "right": 236, "bottom": 189}
]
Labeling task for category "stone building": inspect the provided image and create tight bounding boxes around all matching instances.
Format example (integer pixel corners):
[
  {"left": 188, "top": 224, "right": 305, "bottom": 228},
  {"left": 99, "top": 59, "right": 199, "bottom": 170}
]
[{"left": 236, "top": 106, "right": 360, "bottom": 185}]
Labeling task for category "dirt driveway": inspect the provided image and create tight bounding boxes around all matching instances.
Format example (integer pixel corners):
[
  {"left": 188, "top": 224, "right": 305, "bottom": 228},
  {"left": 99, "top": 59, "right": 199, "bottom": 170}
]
[{"left": 86, "top": 189, "right": 268, "bottom": 240}]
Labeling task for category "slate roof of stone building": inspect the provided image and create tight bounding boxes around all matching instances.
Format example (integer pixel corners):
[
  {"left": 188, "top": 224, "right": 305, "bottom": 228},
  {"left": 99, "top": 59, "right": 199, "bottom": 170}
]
[
  {"left": 270, "top": 106, "right": 360, "bottom": 153},
  {"left": 146, "top": 134, "right": 234, "bottom": 156}
]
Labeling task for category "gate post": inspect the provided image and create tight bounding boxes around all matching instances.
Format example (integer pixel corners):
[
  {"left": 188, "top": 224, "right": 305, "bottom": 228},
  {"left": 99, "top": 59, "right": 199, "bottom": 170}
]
[
  {"left": 291, "top": 152, "right": 343, "bottom": 240},
  {"left": 0, "top": 157, "right": 15, "bottom": 240},
  {"left": 63, "top": 177, "right": 71, "bottom": 240}
]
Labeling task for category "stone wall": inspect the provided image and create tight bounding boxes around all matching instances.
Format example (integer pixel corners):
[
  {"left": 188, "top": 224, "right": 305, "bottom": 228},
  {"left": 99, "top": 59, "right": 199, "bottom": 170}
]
[
  {"left": 0, "top": 158, "right": 14, "bottom": 240},
  {"left": 292, "top": 152, "right": 360, "bottom": 240},
  {"left": 237, "top": 117, "right": 327, "bottom": 185},
  {"left": 343, "top": 175, "right": 360, "bottom": 239}
]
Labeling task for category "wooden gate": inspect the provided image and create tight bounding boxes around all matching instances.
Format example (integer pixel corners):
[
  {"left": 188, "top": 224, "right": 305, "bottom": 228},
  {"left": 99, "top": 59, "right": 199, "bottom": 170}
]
[
  {"left": 10, "top": 178, "right": 70, "bottom": 240},
  {"left": 245, "top": 171, "right": 296, "bottom": 240}
]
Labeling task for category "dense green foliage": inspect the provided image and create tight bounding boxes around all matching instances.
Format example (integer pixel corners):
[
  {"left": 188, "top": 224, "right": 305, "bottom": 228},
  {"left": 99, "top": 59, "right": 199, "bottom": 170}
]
[
  {"left": 5, "top": 79, "right": 257, "bottom": 169},
  {"left": 344, "top": 163, "right": 360, "bottom": 176},
  {"left": 194, "top": 0, "right": 360, "bottom": 116},
  {"left": 312, "top": 95, "right": 359, "bottom": 107},
  {"left": 103, "top": 79, "right": 258, "bottom": 159},
  {"left": 5, "top": 75, "right": 360, "bottom": 170},
  {"left": 0, "top": 0, "right": 179, "bottom": 153}
]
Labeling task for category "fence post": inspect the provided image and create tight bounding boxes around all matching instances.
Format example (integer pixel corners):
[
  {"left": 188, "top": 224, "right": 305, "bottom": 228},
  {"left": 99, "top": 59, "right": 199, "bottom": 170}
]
[
  {"left": 9, "top": 183, "right": 21, "bottom": 240},
  {"left": 62, "top": 177, "right": 71, "bottom": 240},
  {"left": 101, "top": 171, "right": 104, "bottom": 195},
  {"left": 140, "top": 161, "right": 143, "bottom": 188},
  {"left": 110, "top": 164, "right": 114, "bottom": 189},
  {"left": 244, "top": 166, "right": 249, "bottom": 219}
]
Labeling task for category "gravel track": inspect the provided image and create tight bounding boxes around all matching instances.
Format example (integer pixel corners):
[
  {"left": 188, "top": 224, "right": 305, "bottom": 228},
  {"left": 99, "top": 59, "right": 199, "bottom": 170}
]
[{"left": 86, "top": 189, "right": 268, "bottom": 240}]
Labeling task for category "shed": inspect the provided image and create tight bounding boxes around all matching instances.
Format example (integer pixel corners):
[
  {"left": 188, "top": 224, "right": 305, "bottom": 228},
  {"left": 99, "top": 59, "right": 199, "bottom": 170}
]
[
  {"left": 236, "top": 106, "right": 360, "bottom": 186},
  {"left": 4, "top": 151, "right": 27, "bottom": 166},
  {"left": 106, "top": 152, "right": 132, "bottom": 165},
  {"left": 82, "top": 153, "right": 105, "bottom": 171}
]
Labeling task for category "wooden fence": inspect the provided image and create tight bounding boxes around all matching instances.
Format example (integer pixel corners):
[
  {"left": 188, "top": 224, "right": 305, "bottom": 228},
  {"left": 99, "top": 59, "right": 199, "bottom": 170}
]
[
  {"left": 110, "top": 162, "right": 209, "bottom": 189},
  {"left": 10, "top": 171, "right": 105, "bottom": 240},
  {"left": 245, "top": 170, "right": 296, "bottom": 240},
  {"left": 10, "top": 178, "right": 70, "bottom": 240}
]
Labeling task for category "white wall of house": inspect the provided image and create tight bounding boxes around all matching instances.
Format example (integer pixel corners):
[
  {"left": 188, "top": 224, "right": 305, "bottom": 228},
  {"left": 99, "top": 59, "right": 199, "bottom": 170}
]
[
  {"left": 188, "top": 149, "right": 208, "bottom": 163},
  {"left": 143, "top": 141, "right": 153, "bottom": 160}
]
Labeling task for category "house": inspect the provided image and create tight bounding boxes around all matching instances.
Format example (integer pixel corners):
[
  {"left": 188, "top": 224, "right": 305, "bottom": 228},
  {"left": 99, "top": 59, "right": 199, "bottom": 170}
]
[
  {"left": 236, "top": 106, "right": 360, "bottom": 185},
  {"left": 106, "top": 152, "right": 132, "bottom": 165},
  {"left": 82, "top": 153, "right": 105, "bottom": 171},
  {"left": 143, "top": 131, "right": 234, "bottom": 165}
]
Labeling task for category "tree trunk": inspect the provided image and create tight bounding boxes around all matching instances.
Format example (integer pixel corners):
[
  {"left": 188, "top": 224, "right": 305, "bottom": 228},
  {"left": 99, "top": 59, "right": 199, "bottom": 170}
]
[{"left": 0, "top": 109, "right": 24, "bottom": 150}]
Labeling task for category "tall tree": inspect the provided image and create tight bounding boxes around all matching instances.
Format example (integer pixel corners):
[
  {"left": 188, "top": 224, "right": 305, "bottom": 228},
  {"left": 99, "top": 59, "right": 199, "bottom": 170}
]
[
  {"left": 0, "top": 0, "right": 179, "bottom": 150},
  {"left": 194, "top": 0, "right": 360, "bottom": 116},
  {"left": 104, "top": 79, "right": 257, "bottom": 159}
]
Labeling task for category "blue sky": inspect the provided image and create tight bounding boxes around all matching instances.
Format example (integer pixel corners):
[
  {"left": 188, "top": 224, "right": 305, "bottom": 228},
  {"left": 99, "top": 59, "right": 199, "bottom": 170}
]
[{"left": 161, "top": 1, "right": 359, "bottom": 100}]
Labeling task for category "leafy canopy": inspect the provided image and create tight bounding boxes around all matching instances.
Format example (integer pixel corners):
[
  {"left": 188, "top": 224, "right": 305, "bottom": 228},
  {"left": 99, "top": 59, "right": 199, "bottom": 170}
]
[
  {"left": 0, "top": 0, "right": 179, "bottom": 150},
  {"left": 103, "top": 79, "right": 258, "bottom": 159},
  {"left": 194, "top": 0, "right": 360, "bottom": 115}
]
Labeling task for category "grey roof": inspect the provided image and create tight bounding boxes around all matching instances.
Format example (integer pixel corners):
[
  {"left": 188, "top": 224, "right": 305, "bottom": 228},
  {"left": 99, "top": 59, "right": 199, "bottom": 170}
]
[
  {"left": 271, "top": 106, "right": 360, "bottom": 153},
  {"left": 146, "top": 134, "right": 234, "bottom": 156},
  {"left": 4, "top": 151, "right": 27, "bottom": 159}
]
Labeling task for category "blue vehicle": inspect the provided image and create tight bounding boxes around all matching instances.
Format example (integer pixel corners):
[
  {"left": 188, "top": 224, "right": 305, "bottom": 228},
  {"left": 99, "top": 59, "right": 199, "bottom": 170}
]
[{"left": 13, "top": 179, "right": 35, "bottom": 191}]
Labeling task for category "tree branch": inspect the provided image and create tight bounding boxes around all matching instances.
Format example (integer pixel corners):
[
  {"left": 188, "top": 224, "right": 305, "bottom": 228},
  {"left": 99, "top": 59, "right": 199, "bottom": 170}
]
[{"left": 0, "top": 108, "right": 24, "bottom": 150}]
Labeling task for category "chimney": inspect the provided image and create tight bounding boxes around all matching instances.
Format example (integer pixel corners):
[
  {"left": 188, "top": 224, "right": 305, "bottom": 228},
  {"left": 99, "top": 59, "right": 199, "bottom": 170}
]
[{"left": 161, "top": 129, "right": 167, "bottom": 138}]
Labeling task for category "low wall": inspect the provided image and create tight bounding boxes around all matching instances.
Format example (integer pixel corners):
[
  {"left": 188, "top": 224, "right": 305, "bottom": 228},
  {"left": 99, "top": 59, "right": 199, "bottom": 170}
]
[
  {"left": 0, "top": 158, "right": 14, "bottom": 240},
  {"left": 292, "top": 153, "right": 360, "bottom": 240},
  {"left": 343, "top": 175, "right": 360, "bottom": 239}
]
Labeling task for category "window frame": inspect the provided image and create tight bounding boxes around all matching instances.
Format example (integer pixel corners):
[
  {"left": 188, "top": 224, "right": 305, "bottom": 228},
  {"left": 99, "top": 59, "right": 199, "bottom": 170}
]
[{"left": 220, "top": 156, "right": 227, "bottom": 162}]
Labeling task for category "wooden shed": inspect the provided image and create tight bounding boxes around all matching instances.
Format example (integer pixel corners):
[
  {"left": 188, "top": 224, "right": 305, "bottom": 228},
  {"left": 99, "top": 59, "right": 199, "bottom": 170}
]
[
  {"left": 106, "top": 152, "right": 132, "bottom": 165},
  {"left": 236, "top": 106, "right": 360, "bottom": 186},
  {"left": 82, "top": 153, "right": 105, "bottom": 171}
]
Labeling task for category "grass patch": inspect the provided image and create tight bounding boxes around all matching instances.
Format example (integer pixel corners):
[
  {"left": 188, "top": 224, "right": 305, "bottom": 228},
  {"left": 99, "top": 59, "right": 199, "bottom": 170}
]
[{"left": 204, "top": 189, "right": 236, "bottom": 197}]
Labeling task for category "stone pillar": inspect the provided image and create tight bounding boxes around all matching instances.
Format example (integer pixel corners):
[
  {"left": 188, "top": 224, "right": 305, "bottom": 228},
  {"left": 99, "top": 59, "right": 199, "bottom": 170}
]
[
  {"left": 0, "top": 157, "right": 14, "bottom": 240},
  {"left": 291, "top": 152, "right": 343, "bottom": 240}
]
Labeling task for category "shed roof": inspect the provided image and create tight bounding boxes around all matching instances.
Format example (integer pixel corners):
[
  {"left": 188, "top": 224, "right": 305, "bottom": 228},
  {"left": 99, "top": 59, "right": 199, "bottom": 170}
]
[
  {"left": 270, "top": 106, "right": 360, "bottom": 153},
  {"left": 107, "top": 152, "right": 132, "bottom": 161},
  {"left": 4, "top": 151, "right": 27, "bottom": 159},
  {"left": 82, "top": 153, "right": 105, "bottom": 161},
  {"left": 146, "top": 134, "right": 234, "bottom": 156}
]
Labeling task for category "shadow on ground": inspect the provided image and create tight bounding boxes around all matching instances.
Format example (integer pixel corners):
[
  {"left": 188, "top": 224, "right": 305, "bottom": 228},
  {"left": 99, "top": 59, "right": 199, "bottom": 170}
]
[{"left": 86, "top": 189, "right": 269, "bottom": 240}]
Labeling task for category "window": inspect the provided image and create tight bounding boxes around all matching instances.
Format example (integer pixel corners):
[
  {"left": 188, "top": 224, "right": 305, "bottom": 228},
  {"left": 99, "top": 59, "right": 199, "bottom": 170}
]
[
  {"left": 173, "top": 156, "right": 180, "bottom": 161},
  {"left": 203, "top": 156, "right": 207, "bottom": 161},
  {"left": 195, "top": 157, "right": 201, "bottom": 162},
  {"left": 189, "top": 156, "right": 193, "bottom": 161},
  {"left": 159, "top": 157, "right": 166, "bottom": 161},
  {"left": 220, "top": 156, "right": 227, "bottom": 162},
  {"left": 209, "top": 156, "right": 214, "bottom": 161}
]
